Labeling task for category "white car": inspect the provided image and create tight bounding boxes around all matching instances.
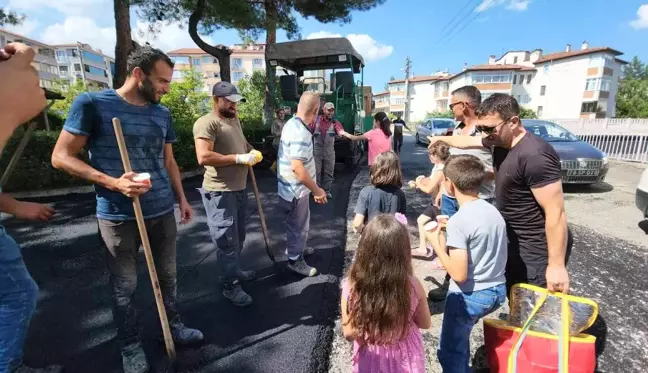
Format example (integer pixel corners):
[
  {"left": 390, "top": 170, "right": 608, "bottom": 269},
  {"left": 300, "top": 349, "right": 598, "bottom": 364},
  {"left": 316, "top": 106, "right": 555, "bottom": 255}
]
[
  {"left": 415, "top": 118, "right": 456, "bottom": 145},
  {"left": 636, "top": 167, "right": 648, "bottom": 219}
]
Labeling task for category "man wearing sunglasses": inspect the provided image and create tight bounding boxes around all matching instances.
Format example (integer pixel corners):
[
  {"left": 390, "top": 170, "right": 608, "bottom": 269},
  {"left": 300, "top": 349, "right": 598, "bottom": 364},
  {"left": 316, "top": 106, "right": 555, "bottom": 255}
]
[
  {"left": 428, "top": 93, "right": 570, "bottom": 298},
  {"left": 427, "top": 86, "right": 496, "bottom": 302}
]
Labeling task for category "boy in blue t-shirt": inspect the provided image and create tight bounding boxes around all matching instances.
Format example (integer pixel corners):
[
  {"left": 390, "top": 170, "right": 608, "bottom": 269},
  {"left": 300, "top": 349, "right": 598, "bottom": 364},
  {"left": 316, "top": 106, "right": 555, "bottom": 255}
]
[{"left": 425, "top": 154, "right": 508, "bottom": 372}]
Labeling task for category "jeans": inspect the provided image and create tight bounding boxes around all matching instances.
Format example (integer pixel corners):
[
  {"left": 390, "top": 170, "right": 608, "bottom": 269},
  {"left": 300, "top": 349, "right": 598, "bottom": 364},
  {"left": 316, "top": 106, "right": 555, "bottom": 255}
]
[
  {"left": 438, "top": 284, "right": 506, "bottom": 373},
  {"left": 441, "top": 194, "right": 459, "bottom": 217},
  {"left": 200, "top": 189, "right": 248, "bottom": 284},
  {"left": 98, "top": 213, "right": 179, "bottom": 346},
  {"left": 279, "top": 195, "right": 310, "bottom": 259},
  {"left": 0, "top": 227, "right": 39, "bottom": 372}
]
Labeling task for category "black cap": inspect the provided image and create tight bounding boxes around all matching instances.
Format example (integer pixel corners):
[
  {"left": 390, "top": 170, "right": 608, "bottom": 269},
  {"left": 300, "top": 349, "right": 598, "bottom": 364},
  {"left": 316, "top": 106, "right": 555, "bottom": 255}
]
[{"left": 212, "top": 81, "right": 246, "bottom": 103}]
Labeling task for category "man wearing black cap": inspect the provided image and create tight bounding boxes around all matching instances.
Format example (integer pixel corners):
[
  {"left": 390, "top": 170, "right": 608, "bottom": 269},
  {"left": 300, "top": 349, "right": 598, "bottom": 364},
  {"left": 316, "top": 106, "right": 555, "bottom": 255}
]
[{"left": 193, "top": 81, "right": 262, "bottom": 307}]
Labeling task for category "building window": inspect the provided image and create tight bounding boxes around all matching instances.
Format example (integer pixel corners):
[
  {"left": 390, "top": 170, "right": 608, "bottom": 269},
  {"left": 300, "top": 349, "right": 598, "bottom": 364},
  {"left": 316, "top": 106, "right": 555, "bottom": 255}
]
[
  {"left": 473, "top": 73, "right": 511, "bottom": 84},
  {"left": 581, "top": 102, "right": 598, "bottom": 113},
  {"left": 519, "top": 75, "right": 524, "bottom": 84},
  {"left": 232, "top": 71, "right": 245, "bottom": 81},
  {"left": 232, "top": 58, "right": 243, "bottom": 69},
  {"left": 524, "top": 54, "right": 530, "bottom": 62},
  {"left": 524, "top": 94, "right": 530, "bottom": 103},
  {"left": 200, "top": 56, "right": 213, "bottom": 64},
  {"left": 82, "top": 50, "right": 104, "bottom": 65},
  {"left": 192, "top": 58, "right": 200, "bottom": 66},
  {"left": 526, "top": 74, "right": 532, "bottom": 84},
  {"left": 537, "top": 106, "right": 543, "bottom": 117},
  {"left": 212, "top": 72, "right": 220, "bottom": 78},
  {"left": 543, "top": 65, "right": 550, "bottom": 74},
  {"left": 513, "top": 56, "right": 518, "bottom": 64},
  {"left": 253, "top": 58, "right": 263, "bottom": 67},
  {"left": 59, "top": 65, "right": 68, "bottom": 72},
  {"left": 540, "top": 85, "right": 546, "bottom": 96},
  {"left": 171, "top": 56, "right": 190, "bottom": 64},
  {"left": 74, "top": 63, "right": 81, "bottom": 72},
  {"left": 516, "top": 95, "right": 521, "bottom": 102},
  {"left": 84, "top": 64, "right": 106, "bottom": 76},
  {"left": 585, "top": 77, "right": 611, "bottom": 92},
  {"left": 56, "top": 51, "right": 66, "bottom": 60},
  {"left": 67, "top": 49, "right": 78, "bottom": 58},
  {"left": 513, "top": 75, "right": 517, "bottom": 84}
]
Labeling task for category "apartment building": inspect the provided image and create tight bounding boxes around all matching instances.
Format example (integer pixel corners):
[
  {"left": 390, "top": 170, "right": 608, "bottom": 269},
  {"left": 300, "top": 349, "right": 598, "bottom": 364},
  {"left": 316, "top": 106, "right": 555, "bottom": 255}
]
[
  {"left": 375, "top": 72, "right": 451, "bottom": 121},
  {"left": 54, "top": 43, "right": 115, "bottom": 89},
  {"left": 167, "top": 43, "right": 266, "bottom": 93},
  {"left": 0, "top": 29, "right": 59, "bottom": 90}
]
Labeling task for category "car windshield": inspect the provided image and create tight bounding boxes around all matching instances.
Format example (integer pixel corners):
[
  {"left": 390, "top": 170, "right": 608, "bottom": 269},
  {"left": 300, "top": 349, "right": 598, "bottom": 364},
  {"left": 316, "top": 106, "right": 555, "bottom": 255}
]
[
  {"left": 523, "top": 121, "right": 580, "bottom": 142},
  {"left": 432, "top": 120, "right": 454, "bottom": 129}
]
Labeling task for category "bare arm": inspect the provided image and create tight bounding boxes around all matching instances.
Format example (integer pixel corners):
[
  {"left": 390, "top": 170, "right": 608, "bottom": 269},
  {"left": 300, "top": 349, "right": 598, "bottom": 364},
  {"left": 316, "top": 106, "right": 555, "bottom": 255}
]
[
  {"left": 163, "top": 144, "right": 187, "bottom": 203},
  {"left": 412, "top": 277, "right": 432, "bottom": 329},
  {"left": 52, "top": 131, "right": 120, "bottom": 191},
  {"left": 531, "top": 180, "right": 569, "bottom": 292},
  {"left": 340, "top": 132, "right": 367, "bottom": 141},
  {"left": 428, "top": 135, "right": 483, "bottom": 149},
  {"left": 291, "top": 159, "right": 319, "bottom": 192},
  {"left": 352, "top": 214, "right": 365, "bottom": 232},
  {"left": 418, "top": 171, "right": 444, "bottom": 195},
  {"left": 0, "top": 193, "right": 54, "bottom": 221},
  {"left": 195, "top": 138, "right": 238, "bottom": 167},
  {"left": 426, "top": 229, "right": 468, "bottom": 283},
  {"left": 341, "top": 288, "right": 357, "bottom": 342}
]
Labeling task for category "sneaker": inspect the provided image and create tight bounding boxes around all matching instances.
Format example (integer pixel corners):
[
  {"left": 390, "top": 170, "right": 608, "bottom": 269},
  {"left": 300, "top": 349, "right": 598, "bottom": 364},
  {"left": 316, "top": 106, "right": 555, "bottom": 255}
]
[
  {"left": 170, "top": 319, "right": 204, "bottom": 345},
  {"left": 237, "top": 269, "right": 257, "bottom": 281},
  {"left": 120, "top": 342, "right": 149, "bottom": 373},
  {"left": 11, "top": 364, "right": 64, "bottom": 373},
  {"left": 223, "top": 280, "right": 253, "bottom": 307},
  {"left": 326, "top": 190, "right": 333, "bottom": 199},
  {"left": 287, "top": 256, "right": 318, "bottom": 277},
  {"left": 428, "top": 280, "right": 449, "bottom": 302}
]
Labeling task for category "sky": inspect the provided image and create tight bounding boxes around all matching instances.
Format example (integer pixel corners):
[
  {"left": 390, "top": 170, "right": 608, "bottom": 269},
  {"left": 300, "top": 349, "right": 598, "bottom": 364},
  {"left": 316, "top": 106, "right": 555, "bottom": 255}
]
[{"left": 1, "top": 0, "right": 648, "bottom": 91}]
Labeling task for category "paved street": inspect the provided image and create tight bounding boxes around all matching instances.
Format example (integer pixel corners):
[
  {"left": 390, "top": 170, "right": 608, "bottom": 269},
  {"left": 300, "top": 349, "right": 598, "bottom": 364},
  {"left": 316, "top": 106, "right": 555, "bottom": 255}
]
[
  {"left": 2, "top": 166, "right": 356, "bottom": 372},
  {"left": 329, "top": 133, "right": 648, "bottom": 373}
]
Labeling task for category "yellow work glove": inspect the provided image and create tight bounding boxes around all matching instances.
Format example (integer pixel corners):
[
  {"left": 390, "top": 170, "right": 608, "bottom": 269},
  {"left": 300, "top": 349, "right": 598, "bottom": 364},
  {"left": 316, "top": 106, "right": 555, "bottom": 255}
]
[{"left": 236, "top": 149, "right": 263, "bottom": 166}]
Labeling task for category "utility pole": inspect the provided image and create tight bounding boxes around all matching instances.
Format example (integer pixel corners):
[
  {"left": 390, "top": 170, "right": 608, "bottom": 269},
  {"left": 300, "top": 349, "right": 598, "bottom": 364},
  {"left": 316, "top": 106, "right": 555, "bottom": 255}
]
[{"left": 404, "top": 56, "right": 412, "bottom": 123}]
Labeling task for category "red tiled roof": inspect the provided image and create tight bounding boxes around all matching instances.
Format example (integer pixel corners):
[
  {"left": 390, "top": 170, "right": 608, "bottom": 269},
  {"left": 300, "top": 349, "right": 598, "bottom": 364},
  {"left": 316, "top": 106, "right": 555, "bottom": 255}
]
[
  {"left": 168, "top": 46, "right": 265, "bottom": 55},
  {"left": 534, "top": 47, "right": 622, "bottom": 64},
  {"left": 373, "top": 91, "right": 389, "bottom": 96},
  {"left": 467, "top": 64, "right": 536, "bottom": 72},
  {"left": 388, "top": 75, "right": 450, "bottom": 84}
]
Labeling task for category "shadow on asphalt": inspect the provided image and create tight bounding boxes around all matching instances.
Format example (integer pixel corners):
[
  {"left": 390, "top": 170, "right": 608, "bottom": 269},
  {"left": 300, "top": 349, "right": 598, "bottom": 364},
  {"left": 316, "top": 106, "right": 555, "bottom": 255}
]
[{"left": 563, "top": 182, "right": 614, "bottom": 194}]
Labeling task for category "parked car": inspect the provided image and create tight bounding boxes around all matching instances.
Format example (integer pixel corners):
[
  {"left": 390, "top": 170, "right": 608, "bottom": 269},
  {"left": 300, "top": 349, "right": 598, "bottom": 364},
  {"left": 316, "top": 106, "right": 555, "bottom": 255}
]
[
  {"left": 636, "top": 168, "right": 648, "bottom": 219},
  {"left": 523, "top": 120, "right": 609, "bottom": 185},
  {"left": 416, "top": 118, "right": 456, "bottom": 145}
]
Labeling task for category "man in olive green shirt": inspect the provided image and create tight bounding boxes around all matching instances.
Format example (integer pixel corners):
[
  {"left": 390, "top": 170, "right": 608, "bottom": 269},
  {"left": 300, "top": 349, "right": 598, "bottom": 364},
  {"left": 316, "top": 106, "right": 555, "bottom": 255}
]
[{"left": 193, "top": 82, "right": 262, "bottom": 307}]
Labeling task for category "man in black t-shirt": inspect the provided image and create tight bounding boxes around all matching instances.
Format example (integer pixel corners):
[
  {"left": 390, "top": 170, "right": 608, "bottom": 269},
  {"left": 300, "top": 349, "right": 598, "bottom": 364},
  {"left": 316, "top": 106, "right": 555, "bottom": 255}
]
[
  {"left": 392, "top": 116, "right": 410, "bottom": 154},
  {"left": 428, "top": 94, "right": 570, "bottom": 296}
]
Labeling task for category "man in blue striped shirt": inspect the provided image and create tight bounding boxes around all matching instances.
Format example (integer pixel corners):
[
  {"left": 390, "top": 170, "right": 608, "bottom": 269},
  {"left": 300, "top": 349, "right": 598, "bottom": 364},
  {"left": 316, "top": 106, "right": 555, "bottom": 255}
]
[
  {"left": 52, "top": 47, "right": 202, "bottom": 373},
  {"left": 277, "top": 92, "right": 328, "bottom": 277}
]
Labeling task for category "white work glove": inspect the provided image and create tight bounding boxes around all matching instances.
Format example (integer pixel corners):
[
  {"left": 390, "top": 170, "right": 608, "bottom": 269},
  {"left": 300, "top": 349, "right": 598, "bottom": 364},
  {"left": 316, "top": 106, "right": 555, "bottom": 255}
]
[{"left": 236, "top": 150, "right": 263, "bottom": 166}]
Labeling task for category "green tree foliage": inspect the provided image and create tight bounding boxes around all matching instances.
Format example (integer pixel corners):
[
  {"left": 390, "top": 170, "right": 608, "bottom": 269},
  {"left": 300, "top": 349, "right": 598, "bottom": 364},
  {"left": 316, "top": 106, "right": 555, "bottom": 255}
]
[
  {"left": 51, "top": 80, "right": 102, "bottom": 118},
  {"left": 519, "top": 107, "right": 538, "bottom": 119},
  {"left": 617, "top": 56, "right": 648, "bottom": 118},
  {"left": 425, "top": 110, "right": 454, "bottom": 118},
  {"left": 236, "top": 70, "right": 281, "bottom": 128},
  {"left": 0, "top": 9, "right": 24, "bottom": 25},
  {"left": 160, "top": 69, "right": 210, "bottom": 127}
]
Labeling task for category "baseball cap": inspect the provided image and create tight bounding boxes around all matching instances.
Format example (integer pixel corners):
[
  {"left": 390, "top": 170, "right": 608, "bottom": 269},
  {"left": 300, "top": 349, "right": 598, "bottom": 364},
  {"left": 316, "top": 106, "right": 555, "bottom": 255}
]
[
  {"left": 212, "top": 81, "right": 246, "bottom": 103},
  {"left": 324, "top": 102, "right": 335, "bottom": 110}
]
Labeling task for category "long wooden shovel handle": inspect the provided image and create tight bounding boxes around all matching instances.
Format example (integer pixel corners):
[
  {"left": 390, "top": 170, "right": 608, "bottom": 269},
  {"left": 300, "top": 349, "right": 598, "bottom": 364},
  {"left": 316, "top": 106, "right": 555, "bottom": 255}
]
[
  {"left": 248, "top": 165, "right": 275, "bottom": 262},
  {"left": 112, "top": 118, "right": 176, "bottom": 361}
]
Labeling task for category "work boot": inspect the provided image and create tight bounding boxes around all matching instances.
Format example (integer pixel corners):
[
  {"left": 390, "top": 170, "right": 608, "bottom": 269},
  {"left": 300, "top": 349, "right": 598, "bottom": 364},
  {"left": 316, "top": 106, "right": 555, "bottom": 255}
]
[
  {"left": 223, "top": 280, "right": 253, "bottom": 307},
  {"left": 287, "top": 256, "right": 318, "bottom": 277},
  {"left": 428, "top": 277, "right": 450, "bottom": 302},
  {"left": 237, "top": 269, "right": 257, "bottom": 281},
  {"left": 120, "top": 342, "right": 149, "bottom": 373},
  {"left": 170, "top": 319, "right": 204, "bottom": 345},
  {"left": 11, "top": 364, "right": 64, "bottom": 373}
]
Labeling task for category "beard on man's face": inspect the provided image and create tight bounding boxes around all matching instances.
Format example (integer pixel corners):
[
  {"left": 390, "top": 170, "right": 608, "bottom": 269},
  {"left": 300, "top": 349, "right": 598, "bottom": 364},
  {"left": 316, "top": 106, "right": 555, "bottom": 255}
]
[
  {"left": 218, "top": 104, "right": 237, "bottom": 118},
  {"left": 137, "top": 77, "right": 159, "bottom": 104}
]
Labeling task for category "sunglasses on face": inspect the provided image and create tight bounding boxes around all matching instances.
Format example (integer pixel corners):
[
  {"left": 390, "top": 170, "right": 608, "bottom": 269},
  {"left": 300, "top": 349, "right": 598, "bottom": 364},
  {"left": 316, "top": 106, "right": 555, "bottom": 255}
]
[
  {"left": 476, "top": 116, "right": 518, "bottom": 134},
  {"left": 449, "top": 102, "right": 466, "bottom": 110}
]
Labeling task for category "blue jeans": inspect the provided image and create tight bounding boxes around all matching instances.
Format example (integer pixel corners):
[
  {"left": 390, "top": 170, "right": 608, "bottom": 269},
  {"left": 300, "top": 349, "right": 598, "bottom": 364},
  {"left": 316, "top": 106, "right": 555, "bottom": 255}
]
[
  {"left": 441, "top": 194, "right": 459, "bottom": 217},
  {"left": 279, "top": 195, "right": 310, "bottom": 259},
  {"left": 0, "top": 227, "right": 39, "bottom": 372},
  {"left": 200, "top": 189, "right": 248, "bottom": 285},
  {"left": 438, "top": 284, "right": 506, "bottom": 373}
]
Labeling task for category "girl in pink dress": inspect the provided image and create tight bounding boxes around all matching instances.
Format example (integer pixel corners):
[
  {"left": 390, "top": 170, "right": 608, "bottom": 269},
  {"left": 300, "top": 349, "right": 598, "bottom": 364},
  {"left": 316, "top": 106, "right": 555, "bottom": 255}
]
[
  {"left": 339, "top": 112, "right": 393, "bottom": 166},
  {"left": 341, "top": 214, "right": 431, "bottom": 373}
]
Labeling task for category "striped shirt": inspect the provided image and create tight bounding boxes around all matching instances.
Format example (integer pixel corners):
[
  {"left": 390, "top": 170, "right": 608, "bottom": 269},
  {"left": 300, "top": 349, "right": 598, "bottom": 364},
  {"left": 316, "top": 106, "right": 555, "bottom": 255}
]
[
  {"left": 63, "top": 90, "right": 177, "bottom": 221},
  {"left": 277, "top": 117, "right": 316, "bottom": 201}
]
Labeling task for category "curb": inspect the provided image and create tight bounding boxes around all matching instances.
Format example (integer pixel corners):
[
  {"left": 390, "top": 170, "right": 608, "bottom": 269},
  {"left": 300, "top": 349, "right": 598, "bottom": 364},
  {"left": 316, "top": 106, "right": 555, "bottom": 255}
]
[{"left": 10, "top": 169, "right": 205, "bottom": 199}]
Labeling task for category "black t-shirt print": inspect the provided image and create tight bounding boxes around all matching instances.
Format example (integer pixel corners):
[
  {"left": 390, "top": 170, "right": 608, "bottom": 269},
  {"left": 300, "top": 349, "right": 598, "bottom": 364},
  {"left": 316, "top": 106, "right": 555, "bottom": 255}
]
[
  {"left": 393, "top": 119, "right": 406, "bottom": 135},
  {"left": 482, "top": 133, "right": 562, "bottom": 265}
]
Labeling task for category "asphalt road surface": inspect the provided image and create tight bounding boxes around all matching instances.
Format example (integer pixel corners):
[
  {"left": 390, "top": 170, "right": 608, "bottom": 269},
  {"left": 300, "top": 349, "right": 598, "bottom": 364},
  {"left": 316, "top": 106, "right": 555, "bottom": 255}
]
[{"left": 3, "top": 165, "right": 356, "bottom": 372}]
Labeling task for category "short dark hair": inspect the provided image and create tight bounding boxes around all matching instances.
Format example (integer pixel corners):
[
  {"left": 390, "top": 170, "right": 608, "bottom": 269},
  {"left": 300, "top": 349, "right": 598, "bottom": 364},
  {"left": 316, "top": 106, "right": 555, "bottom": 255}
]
[
  {"left": 443, "top": 155, "right": 485, "bottom": 193},
  {"left": 370, "top": 151, "right": 403, "bottom": 188},
  {"left": 477, "top": 93, "right": 520, "bottom": 120},
  {"left": 428, "top": 141, "right": 450, "bottom": 162},
  {"left": 451, "top": 85, "right": 481, "bottom": 106},
  {"left": 127, "top": 46, "right": 174, "bottom": 75}
]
